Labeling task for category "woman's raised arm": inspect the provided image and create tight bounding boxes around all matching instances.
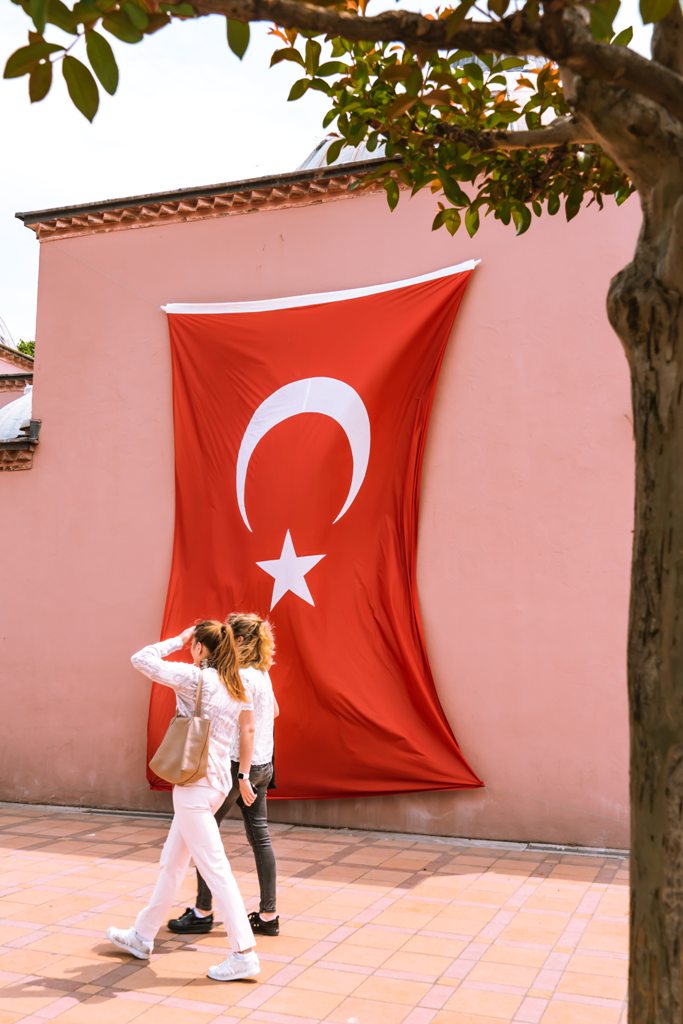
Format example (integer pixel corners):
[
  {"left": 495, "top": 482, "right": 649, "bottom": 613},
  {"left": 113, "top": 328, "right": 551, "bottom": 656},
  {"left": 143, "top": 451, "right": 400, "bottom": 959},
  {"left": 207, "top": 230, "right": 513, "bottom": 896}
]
[{"left": 131, "top": 627, "right": 197, "bottom": 696}]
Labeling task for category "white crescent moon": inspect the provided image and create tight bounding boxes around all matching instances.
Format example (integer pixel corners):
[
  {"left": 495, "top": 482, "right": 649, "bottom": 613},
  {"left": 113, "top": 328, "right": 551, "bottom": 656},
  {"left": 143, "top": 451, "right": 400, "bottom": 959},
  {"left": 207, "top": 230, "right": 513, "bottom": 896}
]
[{"left": 236, "top": 377, "right": 371, "bottom": 533}]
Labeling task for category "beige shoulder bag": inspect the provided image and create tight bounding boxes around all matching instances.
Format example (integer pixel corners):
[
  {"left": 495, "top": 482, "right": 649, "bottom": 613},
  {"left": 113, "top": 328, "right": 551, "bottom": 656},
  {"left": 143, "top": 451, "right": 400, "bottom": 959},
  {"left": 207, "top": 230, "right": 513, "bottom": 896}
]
[{"left": 149, "top": 671, "right": 210, "bottom": 785}]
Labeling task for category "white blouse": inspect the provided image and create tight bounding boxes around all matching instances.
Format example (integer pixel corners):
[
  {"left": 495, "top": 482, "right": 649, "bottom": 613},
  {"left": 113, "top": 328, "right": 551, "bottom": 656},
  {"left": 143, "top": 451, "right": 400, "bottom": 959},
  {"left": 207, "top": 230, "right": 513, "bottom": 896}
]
[
  {"left": 229, "top": 666, "right": 275, "bottom": 765},
  {"left": 131, "top": 634, "right": 253, "bottom": 794}
]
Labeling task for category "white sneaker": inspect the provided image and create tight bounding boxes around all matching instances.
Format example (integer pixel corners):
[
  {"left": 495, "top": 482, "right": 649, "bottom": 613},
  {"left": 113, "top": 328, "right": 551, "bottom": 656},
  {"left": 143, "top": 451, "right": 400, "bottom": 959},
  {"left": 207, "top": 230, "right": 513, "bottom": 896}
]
[
  {"left": 106, "top": 926, "right": 153, "bottom": 960},
  {"left": 207, "top": 951, "right": 260, "bottom": 981}
]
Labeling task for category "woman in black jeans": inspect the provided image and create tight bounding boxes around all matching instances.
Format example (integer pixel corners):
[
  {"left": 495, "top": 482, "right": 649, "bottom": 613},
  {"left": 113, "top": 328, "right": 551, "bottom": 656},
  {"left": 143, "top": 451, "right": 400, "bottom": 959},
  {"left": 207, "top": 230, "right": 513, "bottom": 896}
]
[{"left": 168, "top": 613, "right": 280, "bottom": 937}]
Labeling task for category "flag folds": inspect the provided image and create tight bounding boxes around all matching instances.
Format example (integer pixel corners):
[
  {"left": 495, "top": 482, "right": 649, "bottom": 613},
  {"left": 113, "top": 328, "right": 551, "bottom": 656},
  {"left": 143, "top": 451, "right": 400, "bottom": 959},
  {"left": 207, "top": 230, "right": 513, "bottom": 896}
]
[{"left": 147, "top": 263, "right": 483, "bottom": 798}]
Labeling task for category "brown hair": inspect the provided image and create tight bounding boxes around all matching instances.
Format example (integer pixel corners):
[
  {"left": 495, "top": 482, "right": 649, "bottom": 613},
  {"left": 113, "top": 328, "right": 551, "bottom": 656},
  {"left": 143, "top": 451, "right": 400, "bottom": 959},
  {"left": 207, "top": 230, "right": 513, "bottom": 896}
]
[
  {"left": 226, "top": 613, "right": 275, "bottom": 671},
  {"left": 193, "top": 620, "right": 247, "bottom": 702}
]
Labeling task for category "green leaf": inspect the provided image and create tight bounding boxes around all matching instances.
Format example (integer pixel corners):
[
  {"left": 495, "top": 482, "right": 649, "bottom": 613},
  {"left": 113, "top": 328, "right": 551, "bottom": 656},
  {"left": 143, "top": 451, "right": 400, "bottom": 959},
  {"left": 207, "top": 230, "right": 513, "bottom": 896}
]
[
  {"left": 122, "top": 1, "right": 148, "bottom": 30},
  {"left": 4, "top": 41, "right": 62, "bottom": 79},
  {"left": 102, "top": 10, "right": 143, "bottom": 43},
  {"left": 287, "top": 77, "right": 309, "bottom": 101},
  {"left": 316, "top": 60, "right": 347, "bottom": 77},
  {"left": 439, "top": 171, "right": 469, "bottom": 206},
  {"left": 308, "top": 78, "right": 331, "bottom": 94},
  {"left": 322, "top": 107, "right": 337, "bottom": 129},
  {"left": 270, "top": 47, "right": 305, "bottom": 68},
  {"left": 405, "top": 64, "right": 422, "bottom": 97},
  {"left": 640, "top": 0, "right": 674, "bottom": 22},
  {"left": 28, "top": 58, "right": 52, "bottom": 101},
  {"left": 383, "top": 178, "right": 399, "bottom": 211},
  {"left": 565, "top": 184, "right": 583, "bottom": 221},
  {"left": 547, "top": 191, "right": 560, "bottom": 215},
  {"left": 512, "top": 204, "right": 531, "bottom": 235},
  {"left": 589, "top": 2, "right": 616, "bottom": 40},
  {"left": 227, "top": 18, "right": 249, "bottom": 59},
  {"left": 499, "top": 56, "right": 526, "bottom": 70},
  {"left": 305, "top": 38, "right": 320, "bottom": 75},
  {"left": 611, "top": 25, "right": 634, "bottom": 45},
  {"left": 432, "top": 209, "right": 447, "bottom": 231},
  {"left": 85, "top": 29, "right": 118, "bottom": 94},
  {"left": 465, "top": 204, "right": 480, "bottom": 237},
  {"left": 29, "top": 0, "right": 48, "bottom": 34},
  {"left": 385, "top": 94, "right": 417, "bottom": 119},
  {"left": 462, "top": 61, "right": 484, "bottom": 86},
  {"left": 46, "top": 0, "right": 76, "bottom": 33},
  {"left": 445, "top": 209, "right": 461, "bottom": 236},
  {"left": 325, "top": 138, "right": 347, "bottom": 164},
  {"left": 62, "top": 55, "right": 99, "bottom": 121}
]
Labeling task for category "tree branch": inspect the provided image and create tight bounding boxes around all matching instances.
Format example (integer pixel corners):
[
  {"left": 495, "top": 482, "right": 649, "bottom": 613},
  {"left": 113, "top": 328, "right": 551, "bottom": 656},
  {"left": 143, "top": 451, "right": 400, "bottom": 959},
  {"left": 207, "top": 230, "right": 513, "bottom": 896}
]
[
  {"left": 652, "top": 1, "right": 683, "bottom": 76},
  {"left": 190, "top": 0, "right": 543, "bottom": 54},
  {"left": 189, "top": 0, "right": 683, "bottom": 123},
  {"left": 561, "top": 38, "right": 683, "bottom": 125},
  {"left": 437, "top": 115, "right": 593, "bottom": 150}
]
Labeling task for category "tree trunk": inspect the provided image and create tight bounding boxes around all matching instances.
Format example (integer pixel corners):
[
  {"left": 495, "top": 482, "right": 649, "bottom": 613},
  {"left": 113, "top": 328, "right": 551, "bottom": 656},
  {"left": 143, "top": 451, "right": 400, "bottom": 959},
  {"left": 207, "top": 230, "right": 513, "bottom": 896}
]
[{"left": 608, "top": 189, "right": 683, "bottom": 1023}]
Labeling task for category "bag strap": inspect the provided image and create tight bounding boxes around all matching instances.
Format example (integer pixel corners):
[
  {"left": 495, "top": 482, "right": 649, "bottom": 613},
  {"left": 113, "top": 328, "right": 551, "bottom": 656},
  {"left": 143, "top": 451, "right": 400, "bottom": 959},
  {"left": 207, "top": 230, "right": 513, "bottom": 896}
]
[{"left": 194, "top": 669, "right": 203, "bottom": 716}]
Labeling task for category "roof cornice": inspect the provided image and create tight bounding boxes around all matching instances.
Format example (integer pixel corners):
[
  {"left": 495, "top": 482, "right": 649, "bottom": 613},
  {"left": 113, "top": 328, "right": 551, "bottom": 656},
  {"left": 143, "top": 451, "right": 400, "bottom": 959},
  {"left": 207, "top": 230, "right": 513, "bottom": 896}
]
[
  {"left": 0, "top": 343, "right": 34, "bottom": 370},
  {"left": 16, "top": 160, "right": 388, "bottom": 242}
]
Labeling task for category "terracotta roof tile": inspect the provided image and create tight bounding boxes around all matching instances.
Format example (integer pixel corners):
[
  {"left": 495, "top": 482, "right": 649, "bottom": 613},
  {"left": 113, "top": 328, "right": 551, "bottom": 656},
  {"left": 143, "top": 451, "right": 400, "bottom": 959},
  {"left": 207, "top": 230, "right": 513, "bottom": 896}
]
[
  {"left": 0, "top": 343, "right": 34, "bottom": 371},
  {"left": 17, "top": 162, "right": 387, "bottom": 243}
]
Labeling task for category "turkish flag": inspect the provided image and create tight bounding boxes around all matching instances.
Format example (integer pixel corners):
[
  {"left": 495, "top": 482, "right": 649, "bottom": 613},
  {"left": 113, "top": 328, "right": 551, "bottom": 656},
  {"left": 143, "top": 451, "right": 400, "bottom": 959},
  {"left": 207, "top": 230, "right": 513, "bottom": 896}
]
[{"left": 147, "top": 264, "right": 483, "bottom": 797}]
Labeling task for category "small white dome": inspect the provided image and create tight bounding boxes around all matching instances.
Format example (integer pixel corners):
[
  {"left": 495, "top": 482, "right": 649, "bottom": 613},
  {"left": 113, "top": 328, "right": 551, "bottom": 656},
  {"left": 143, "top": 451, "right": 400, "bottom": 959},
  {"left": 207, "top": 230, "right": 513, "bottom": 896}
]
[
  {"left": 298, "top": 136, "right": 386, "bottom": 171},
  {"left": 0, "top": 384, "right": 32, "bottom": 441}
]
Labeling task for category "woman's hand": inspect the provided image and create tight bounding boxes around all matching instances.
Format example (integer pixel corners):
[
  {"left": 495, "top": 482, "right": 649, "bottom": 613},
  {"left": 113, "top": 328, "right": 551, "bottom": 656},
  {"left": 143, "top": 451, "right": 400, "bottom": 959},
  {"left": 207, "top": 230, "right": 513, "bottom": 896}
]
[
  {"left": 239, "top": 777, "right": 257, "bottom": 807},
  {"left": 179, "top": 625, "right": 195, "bottom": 646}
]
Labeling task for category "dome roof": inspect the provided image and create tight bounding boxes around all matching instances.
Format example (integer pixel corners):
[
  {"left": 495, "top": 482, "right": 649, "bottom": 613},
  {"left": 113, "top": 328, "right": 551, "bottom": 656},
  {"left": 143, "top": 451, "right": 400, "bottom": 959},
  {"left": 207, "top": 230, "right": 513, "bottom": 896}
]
[{"left": 298, "top": 136, "right": 386, "bottom": 171}]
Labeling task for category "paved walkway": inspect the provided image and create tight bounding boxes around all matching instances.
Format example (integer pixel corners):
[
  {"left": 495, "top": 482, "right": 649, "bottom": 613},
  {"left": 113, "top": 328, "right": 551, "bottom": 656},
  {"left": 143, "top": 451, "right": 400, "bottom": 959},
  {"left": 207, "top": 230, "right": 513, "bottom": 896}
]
[{"left": 0, "top": 805, "right": 628, "bottom": 1024}]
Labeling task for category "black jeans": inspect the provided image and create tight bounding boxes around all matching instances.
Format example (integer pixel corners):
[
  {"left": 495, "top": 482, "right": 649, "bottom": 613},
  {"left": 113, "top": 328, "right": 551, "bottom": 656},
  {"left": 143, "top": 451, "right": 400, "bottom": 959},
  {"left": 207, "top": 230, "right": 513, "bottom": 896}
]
[{"left": 196, "top": 760, "right": 276, "bottom": 914}]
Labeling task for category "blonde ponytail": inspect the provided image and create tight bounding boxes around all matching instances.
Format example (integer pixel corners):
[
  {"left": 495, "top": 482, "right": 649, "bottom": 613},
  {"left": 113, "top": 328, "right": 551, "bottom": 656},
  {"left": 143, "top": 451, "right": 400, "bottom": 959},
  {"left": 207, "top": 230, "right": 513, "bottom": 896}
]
[
  {"left": 227, "top": 612, "right": 275, "bottom": 671},
  {"left": 193, "top": 620, "right": 247, "bottom": 701}
]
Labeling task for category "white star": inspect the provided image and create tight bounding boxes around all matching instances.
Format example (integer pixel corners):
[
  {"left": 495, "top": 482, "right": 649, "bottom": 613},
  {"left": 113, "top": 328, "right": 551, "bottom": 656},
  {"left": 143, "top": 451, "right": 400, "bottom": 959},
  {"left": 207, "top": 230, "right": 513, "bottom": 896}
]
[{"left": 256, "top": 530, "right": 326, "bottom": 610}]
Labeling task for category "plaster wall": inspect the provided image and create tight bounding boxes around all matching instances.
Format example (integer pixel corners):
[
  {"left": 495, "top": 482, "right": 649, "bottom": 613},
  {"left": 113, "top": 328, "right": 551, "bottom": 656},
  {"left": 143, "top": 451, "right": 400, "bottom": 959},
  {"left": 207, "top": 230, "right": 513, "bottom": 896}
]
[
  {"left": 0, "top": 393, "right": 21, "bottom": 410},
  {"left": 0, "top": 187, "right": 638, "bottom": 846}
]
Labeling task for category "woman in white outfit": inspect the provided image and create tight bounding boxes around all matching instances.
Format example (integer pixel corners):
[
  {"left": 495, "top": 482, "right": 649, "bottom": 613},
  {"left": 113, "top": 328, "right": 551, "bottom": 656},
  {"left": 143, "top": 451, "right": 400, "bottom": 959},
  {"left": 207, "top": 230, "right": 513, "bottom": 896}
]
[
  {"left": 106, "top": 619, "right": 260, "bottom": 982},
  {"left": 168, "top": 613, "right": 280, "bottom": 936}
]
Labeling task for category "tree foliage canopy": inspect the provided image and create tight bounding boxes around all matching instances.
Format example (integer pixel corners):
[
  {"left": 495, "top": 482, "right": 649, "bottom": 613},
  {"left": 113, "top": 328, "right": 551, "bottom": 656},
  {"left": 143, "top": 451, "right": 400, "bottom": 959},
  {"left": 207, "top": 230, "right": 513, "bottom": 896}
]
[{"left": 7, "top": 0, "right": 678, "bottom": 238}]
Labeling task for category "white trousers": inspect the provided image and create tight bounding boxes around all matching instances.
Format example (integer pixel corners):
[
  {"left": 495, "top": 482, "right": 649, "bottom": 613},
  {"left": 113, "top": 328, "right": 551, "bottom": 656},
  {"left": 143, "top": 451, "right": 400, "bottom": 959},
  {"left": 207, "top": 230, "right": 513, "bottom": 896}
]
[{"left": 134, "top": 781, "right": 255, "bottom": 953}]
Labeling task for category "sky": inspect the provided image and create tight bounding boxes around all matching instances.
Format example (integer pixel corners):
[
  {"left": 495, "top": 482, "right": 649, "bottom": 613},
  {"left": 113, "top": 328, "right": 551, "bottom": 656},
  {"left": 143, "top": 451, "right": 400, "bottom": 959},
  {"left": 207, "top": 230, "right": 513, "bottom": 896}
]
[{"left": 1, "top": 0, "right": 650, "bottom": 343}]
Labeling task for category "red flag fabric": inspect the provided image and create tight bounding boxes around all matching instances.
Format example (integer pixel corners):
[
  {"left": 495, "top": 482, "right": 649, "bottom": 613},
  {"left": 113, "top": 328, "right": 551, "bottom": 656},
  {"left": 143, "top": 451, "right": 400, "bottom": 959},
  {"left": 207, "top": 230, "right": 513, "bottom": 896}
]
[{"left": 147, "top": 264, "right": 483, "bottom": 798}]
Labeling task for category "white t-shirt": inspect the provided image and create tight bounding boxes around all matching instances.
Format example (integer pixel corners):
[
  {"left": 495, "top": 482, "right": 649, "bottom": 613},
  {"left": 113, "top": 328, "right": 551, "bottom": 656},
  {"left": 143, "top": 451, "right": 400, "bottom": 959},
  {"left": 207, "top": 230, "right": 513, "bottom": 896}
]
[{"left": 231, "top": 666, "right": 275, "bottom": 765}]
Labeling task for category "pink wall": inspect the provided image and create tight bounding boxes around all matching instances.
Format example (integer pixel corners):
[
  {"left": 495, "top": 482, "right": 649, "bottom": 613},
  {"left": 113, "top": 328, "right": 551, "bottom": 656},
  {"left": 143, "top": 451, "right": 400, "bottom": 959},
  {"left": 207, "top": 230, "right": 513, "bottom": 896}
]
[{"left": 0, "top": 187, "right": 638, "bottom": 846}]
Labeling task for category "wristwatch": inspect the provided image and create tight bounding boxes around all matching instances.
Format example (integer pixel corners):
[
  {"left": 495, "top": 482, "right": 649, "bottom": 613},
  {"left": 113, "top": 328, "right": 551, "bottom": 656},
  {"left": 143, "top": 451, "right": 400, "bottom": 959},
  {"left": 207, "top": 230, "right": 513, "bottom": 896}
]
[{"left": 237, "top": 772, "right": 250, "bottom": 780}]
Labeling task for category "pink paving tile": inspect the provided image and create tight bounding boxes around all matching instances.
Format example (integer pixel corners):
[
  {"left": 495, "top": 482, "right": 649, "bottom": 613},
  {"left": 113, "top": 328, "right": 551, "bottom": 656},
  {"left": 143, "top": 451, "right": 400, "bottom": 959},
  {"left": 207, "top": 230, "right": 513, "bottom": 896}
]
[
  {"left": 236, "top": 983, "right": 282, "bottom": 1009},
  {"left": 543, "top": 954, "right": 571, "bottom": 972},
  {"left": 162, "top": 994, "right": 234, "bottom": 1013},
  {"left": 459, "top": 942, "right": 492, "bottom": 960},
  {"left": 514, "top": 996, "right": 549, "bottom": 1023},
  {"left": 403, "top": 1009, "right": 437, "bottom": 1024},
  {"left": 419, "top": 984, "right": 453, "bottom": 1009},
  {"left": 441, "top": 959, "right": 475, "bottom": 982},
  {"left": 247, "top": 1011, "right": 325, "bottom": 1024},
  {"left": 34, "top": 995, "right": 82, "bottom": 1018},
  {"left": 532, "top": 968, "right": 563, "bottom": 992},
  {"left": 263, "top": 965, "right": 308, "bottom": 987}
]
